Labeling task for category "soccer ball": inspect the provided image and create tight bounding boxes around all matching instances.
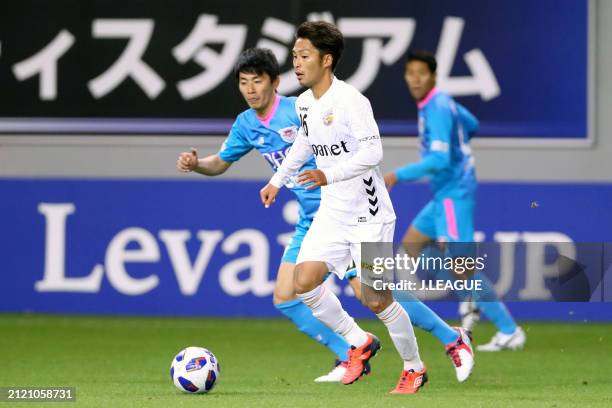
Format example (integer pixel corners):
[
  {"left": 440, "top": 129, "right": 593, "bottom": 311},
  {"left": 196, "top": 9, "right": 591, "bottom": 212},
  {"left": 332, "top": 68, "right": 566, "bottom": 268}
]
[{"left": 170, "top": 346, "right": 220, "bottom": 394}]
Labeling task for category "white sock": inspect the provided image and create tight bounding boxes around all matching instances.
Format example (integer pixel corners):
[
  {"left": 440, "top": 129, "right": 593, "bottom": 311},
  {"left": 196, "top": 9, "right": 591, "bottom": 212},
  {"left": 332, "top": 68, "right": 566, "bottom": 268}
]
[
  {"left": 376, "top": 301, "right": 423, "bottom": 371},
  {"left": 298, "top": 285, "right": 368, "bottom": 347}
]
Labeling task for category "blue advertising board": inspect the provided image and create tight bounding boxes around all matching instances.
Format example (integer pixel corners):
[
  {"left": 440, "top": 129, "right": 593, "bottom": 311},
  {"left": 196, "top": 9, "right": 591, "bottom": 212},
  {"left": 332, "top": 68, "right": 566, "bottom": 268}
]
[{"left": 1, "top": 179, "right": 611, "bottom": 320}]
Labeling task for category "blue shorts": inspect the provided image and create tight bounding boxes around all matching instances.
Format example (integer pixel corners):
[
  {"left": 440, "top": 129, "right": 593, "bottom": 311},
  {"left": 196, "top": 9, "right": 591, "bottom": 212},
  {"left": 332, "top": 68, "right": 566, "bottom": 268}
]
[
  {"left": 413, "top": 195, "right": 475, "bottom": 242},
  {"left": 281, "top": 216, "right": 311, "bottom": 264}
]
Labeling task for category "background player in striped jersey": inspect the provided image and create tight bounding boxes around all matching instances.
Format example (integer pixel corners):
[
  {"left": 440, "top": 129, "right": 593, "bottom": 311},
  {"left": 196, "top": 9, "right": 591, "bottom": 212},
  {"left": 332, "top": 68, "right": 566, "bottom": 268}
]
[{"left": 384, "top": 50, "right": 526, "bottom": 352}]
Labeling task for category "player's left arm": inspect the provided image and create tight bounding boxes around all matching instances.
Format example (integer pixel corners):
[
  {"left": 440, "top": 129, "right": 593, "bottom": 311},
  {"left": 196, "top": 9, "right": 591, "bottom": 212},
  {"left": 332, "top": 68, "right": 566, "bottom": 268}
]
[{"left": 319, "top": 96, "right": 383, "bottom": 185}]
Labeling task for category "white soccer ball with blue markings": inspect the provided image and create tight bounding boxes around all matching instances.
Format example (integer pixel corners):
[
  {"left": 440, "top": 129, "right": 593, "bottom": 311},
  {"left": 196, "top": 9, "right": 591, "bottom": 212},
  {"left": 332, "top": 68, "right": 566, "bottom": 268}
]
[{"left": 170, "top": 346, "right": 220, "bottom": 394}]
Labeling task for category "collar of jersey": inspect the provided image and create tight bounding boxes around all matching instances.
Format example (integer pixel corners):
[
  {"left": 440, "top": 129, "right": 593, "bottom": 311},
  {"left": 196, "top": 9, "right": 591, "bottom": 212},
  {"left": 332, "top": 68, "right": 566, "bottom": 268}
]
[
  {"left": 417, "top": 87, "right": 438, "bottom": 109},
  {"left": 255, "top": 94, "right": 281, "bottom": 128},
  {"left": 310, "top": 75, "right": 338, "bottom": 103}
]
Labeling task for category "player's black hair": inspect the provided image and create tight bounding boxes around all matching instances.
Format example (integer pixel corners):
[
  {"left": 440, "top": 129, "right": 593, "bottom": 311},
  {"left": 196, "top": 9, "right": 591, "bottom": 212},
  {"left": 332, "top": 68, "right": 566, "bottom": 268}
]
[
  {"left": 406, "top": 50, "right": 437, "bottom": 74},
  {"left": 296, "top": 21, "right": 344, "bottom": 71},
  {"left": 233, "top": 48, "right": 280, "bottom": 82}
]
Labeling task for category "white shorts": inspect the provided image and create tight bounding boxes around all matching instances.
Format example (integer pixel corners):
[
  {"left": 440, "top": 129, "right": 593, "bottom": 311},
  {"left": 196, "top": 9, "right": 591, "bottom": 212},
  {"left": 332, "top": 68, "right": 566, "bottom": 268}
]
[{"left": 296, "top": 212, "right": 395, "bottom": 280}]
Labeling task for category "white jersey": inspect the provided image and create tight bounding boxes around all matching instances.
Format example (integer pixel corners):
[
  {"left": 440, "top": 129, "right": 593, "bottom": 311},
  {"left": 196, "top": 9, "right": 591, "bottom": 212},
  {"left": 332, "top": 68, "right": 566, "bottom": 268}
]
[{"left": 270, "top": 77, "right": 395, "bottom": 226}]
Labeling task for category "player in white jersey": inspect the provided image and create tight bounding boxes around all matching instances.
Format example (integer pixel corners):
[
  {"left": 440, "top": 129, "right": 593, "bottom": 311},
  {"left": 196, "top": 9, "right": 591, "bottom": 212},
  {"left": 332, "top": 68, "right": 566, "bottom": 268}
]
[{"left": 260, "top": 21, "right": 426, "bottom": 394}]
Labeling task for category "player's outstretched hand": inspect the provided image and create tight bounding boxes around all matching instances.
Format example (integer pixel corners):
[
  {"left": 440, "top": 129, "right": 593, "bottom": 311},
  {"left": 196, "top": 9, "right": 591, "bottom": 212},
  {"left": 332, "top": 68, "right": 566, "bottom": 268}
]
[
  {"left": 297, "top": 169, "right": 327, "bottom": 190},
  {"left": 177, "top": 147, "right": 199, "bottom": 173},
  {"left": 260, "top": 183, "right": 279, "bottom": 208},
  {"left": 384, "top": 172, "right": 398, "bottom": 191}
]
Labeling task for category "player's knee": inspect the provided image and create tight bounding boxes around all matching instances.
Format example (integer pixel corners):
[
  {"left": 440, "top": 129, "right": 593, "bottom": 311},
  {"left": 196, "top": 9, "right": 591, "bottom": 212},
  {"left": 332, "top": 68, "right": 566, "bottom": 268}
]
[
  {"left": 361, "top": 289, "right": 393, "bottom": 313},
  {"left": 293, "top": 278, "right": 313, "bottom": 295},
  {"left": 294, "top": 267, "right": 317, "bottom": 294},
  {"left": 364, "top": 298, "right": 387, "bottom": 314}
]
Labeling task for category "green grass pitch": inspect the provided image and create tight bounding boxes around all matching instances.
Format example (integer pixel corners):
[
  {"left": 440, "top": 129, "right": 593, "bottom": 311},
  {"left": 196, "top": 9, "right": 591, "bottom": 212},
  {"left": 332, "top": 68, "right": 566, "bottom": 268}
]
[{"left": 1, "top": 314, "right": 611, "bottom": 408}]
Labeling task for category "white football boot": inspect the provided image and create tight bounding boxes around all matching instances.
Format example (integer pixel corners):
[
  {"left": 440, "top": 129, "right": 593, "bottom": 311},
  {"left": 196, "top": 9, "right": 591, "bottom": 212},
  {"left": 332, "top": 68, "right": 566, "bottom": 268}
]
[
  {"left": 477, "top": 327, "right": 526, "bottom": 352},
  {"left": 445, "top": 327, "right": 475, "bottom": 382}
]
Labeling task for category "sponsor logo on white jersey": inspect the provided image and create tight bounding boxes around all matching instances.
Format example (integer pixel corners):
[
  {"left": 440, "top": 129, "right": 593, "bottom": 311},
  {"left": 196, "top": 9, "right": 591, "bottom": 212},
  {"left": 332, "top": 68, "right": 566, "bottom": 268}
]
[{"left": 311, "top": 141, "right": 350, "bottom": 157}]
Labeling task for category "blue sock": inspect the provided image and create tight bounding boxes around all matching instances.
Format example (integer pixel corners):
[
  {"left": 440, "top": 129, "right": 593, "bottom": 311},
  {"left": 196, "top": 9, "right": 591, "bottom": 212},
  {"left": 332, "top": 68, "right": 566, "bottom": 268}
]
[
  {"left": 421, "top": 245, "right": 518, "bottom": 335},
  {"left": 275, "top": 299, "right": 349, "bottom": 361},
  {"left": 396, "top": 292, "right": 458, "bottom": 346},
  {"left": 433, "top": 268, "right": 518, "bottom": 335},
  {"left": 471, "top": 273, "right": 518, "bottom": 335}
]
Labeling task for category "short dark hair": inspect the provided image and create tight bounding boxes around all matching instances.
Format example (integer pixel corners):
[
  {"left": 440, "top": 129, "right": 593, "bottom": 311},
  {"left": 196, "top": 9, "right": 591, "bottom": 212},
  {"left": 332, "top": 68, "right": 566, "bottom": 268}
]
[
  {"left": 296, "top": 21, "right": 344, "bottom": 71},
  {"left": 406, "top": 50, "right": 437, "bottom": 74},
  {"left": 233, "top": 48, "right": 280, "bottom": 81}
]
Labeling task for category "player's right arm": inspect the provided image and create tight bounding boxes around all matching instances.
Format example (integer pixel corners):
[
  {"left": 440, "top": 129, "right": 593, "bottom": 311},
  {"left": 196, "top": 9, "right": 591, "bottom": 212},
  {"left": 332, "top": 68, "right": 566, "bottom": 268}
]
[
  {"left": 177, "top": 149, "right": 232, "bottom": 176},
  {"left": 457, "top": 103, "right": 479, "bottom": 141},
  {"left": 177, "top": 116, "right": 252, "bottom": 177},
  {"left": 393, "top": 99, "right": 453, "bottom": 181}
]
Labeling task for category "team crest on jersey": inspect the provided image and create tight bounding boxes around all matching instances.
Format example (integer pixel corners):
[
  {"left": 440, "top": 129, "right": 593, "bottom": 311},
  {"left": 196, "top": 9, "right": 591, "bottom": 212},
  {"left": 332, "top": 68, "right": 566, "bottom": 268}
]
[
  {"left": 278, "top": 126, "right": 298, "bottom": 143},
  {"left": 322, "top": 109, "right": 334, "bottom": 126}
]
